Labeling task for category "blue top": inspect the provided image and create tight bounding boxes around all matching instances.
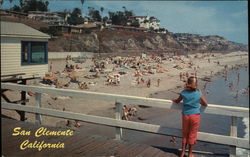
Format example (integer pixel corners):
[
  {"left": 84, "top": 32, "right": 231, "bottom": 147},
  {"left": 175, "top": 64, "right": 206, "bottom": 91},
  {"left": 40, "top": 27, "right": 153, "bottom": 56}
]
[{"left": 180, "top": 90, "right": 201, "bottom": 115}]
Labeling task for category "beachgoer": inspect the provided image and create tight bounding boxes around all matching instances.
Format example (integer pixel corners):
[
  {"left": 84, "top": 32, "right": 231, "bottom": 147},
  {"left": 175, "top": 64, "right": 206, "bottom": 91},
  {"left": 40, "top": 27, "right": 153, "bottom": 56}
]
[
  {"left": 128, "top": 107, "right": 137, "bottom": 116},
  {"left": 76, "top": 64, "right": 81, "bottom": 69},
  {"left": 172, "top": 76, "right": 208, "bottom": 157},
  {"left": 137, "top": 76, "right": 140, "bottom": 85},
  {"left": 147, "top": 79, "right": 151, "bottom": 88},
  {"left": 210, "top": 71, "right": 213, "bottom": 76},
  {"left": 203, "top": 81, "right": 208, "bottom": 91},
  {"left": 228, "top": 82, "right": 233, "bottom": 90},
  {"left": 115, "top": 75, "right": 120, "bottom": 85},
  {"left": 75, "top": 120, "right": 81, "bottom": 127},
  {"left": 234, "top": 90, "right": 239, "bottom": 99},
  {"left": 141, "top": 78, "right": 145, "bottom": 84},
  {"left": 237, "top": 73, "right": 240, "bottom": 85},
  {"left": 180, "top": 72, "right": 182, "bottom": 81},
  {"left": 224, "top": 71, "right": 228, "bottom": 81},
  {"left": 122, "top": 105, "right": 130, "bottom": 120},
  {"left": 206, "top": 89, "right": 210, "bottom": 94},
  {"left": 170, "top": 136, "right": 177, "bottom": 144},
  {"left": 49, "top": 62, "right": 52, "bottom": 72},
  {"left": 157, "top": 79, "right": 161, "bottom": 87},
  {"left": 194, "top": 71, "right": 197, "bottom": 77},
  {"left": 242, "top": 87, "right": 249, "bottom": 95}
]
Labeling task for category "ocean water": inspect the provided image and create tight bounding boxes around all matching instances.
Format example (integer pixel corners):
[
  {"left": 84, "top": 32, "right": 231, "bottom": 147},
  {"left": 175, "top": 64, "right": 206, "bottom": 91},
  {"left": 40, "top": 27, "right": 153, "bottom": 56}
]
[
  {"left": 139, "top": 65, "right": 249, "bottom": 156},
  {"left": 204, "top": 66, "right": 249, "bottom": 156}
]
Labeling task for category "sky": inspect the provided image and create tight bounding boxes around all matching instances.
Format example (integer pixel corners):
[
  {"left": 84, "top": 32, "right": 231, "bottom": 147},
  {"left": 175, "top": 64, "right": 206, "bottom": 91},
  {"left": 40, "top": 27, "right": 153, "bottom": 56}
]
[{"left": 1, "top": 0, "right": 248, "bottom": 44}]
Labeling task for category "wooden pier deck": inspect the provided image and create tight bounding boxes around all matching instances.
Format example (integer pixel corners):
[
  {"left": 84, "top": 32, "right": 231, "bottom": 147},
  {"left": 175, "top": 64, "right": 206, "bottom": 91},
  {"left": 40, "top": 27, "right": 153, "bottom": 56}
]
[{"left": 2, "top": 117, "right": 179, "bottom": 157}]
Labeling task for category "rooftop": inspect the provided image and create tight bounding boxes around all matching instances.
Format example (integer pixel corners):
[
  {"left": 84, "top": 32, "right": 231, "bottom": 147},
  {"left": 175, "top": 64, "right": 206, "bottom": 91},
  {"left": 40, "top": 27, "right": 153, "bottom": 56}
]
[
  {"left": 0, "top": 21, "right": 50, "bottom": 38},
  {"left": 76, "top": 23, "right": 100, "bottom": 28},
  {"left": 110, "top": 25, "right": 146, "bottom": 30},
  {"left": 129, "top": 16, "right": 147, "bottom": 18}
]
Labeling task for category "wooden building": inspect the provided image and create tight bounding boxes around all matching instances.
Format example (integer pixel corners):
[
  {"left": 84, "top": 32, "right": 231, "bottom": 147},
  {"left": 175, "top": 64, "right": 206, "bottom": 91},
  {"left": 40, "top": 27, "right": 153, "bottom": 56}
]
[{"left": 1, "top": 21, "right": 50, "bottom": 82}]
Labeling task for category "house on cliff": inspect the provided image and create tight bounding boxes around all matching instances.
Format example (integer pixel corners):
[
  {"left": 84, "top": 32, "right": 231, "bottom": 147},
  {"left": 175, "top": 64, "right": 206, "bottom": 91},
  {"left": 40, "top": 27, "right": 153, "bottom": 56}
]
[
  {"left": 127, "top": 16, "right": 160, "bottom": 31},
  {"left": 1, "top": 21, "right": 50, "bottom": 82},
  {"left": 28, "top": 11, "right": 70, "bottom": 25}
]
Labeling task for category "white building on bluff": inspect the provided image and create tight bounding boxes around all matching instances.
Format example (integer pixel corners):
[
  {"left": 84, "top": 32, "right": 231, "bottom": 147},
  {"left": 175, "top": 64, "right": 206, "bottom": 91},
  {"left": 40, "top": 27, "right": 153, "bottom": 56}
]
[
  {"left": 28, "top": 11, "right": 70, "bottom": 25},
  {"left": 127, "top": 16, "right": 160, "bottom": 31}
]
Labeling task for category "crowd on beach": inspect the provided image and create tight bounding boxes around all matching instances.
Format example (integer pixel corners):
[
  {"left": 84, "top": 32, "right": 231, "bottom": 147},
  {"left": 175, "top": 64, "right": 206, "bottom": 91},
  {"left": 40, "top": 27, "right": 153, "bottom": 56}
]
[
  {"left": 43, "top": 53, "right": 212, "bottom": 90},
  {"left": 39, "top": 52, "right": 248, "bottom": 127},
  {"left": 43, "top": 54, "right": 172, "bottom": 89}
]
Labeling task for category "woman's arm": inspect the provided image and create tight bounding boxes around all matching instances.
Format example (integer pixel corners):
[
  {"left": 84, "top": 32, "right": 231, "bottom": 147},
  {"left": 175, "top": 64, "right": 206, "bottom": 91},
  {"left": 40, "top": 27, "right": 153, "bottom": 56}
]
[
  {"left": 172, "top": 95, "right": 183, "bottom": 104},
  {"left": 200, "top": 95, "right": 208, "bottom": 106}
]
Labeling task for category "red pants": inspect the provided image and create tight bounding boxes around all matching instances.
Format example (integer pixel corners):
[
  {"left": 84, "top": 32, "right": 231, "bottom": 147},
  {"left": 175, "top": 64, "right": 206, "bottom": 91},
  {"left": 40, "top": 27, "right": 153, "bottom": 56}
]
[{"left": 182, "top": 114, "right": 200, "bottom": 145}]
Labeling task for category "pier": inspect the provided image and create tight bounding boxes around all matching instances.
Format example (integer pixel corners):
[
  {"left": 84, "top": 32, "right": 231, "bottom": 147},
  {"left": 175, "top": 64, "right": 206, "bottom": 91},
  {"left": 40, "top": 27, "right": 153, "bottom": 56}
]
[
  {"left": 2, "top": 117, "right": 178, "bottom": 157},
  {"left": 1, "top": 82, "right": 249, "bottom": 156}
]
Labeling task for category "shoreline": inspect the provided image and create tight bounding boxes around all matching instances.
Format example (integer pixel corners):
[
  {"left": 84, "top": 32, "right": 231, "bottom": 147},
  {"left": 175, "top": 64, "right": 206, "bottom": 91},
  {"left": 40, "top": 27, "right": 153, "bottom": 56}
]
[{"left": 149, "top": 62, "right": 248, "bottom": 100}]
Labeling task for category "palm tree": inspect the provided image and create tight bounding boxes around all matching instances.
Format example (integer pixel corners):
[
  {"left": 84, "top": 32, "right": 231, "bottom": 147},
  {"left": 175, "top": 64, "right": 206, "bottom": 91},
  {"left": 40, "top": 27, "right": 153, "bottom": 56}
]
[
  {"left": 122, "top": 6, "right": 126, "bottom": 11},
  {"left": 80, "top": 0, "right": 84, "bottom": 5},
  {"left": 100, "top": 7, "right": 104, "bottom": 13},
  {"left": 100, "top": 7, "right": 104, "bottom": 23}
]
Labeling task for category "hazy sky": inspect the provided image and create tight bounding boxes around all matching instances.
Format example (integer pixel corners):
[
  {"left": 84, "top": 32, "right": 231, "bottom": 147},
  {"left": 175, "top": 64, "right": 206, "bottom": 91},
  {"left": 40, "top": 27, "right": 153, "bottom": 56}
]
[{"left": 1, "top": 0, "right": 248, "bottom": 44}]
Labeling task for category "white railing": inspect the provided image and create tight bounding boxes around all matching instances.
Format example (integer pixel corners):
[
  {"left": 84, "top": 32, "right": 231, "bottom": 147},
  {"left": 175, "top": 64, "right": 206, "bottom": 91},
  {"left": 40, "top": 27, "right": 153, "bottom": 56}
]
[{"left": 1, "top": 83, "right": 249, "bottom": 156}]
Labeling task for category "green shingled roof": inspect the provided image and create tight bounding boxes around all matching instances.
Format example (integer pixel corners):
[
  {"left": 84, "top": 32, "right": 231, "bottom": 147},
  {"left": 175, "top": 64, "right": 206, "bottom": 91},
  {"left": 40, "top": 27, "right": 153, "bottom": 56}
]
[{"left": 0, "top": 21, "right": 50, "bottom": 38}]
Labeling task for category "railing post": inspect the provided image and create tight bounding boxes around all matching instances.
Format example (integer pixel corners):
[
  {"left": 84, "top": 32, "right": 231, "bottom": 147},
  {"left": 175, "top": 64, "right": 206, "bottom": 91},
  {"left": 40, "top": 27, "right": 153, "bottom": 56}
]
[
  {"left": 229, "top": 116, "right": 237, "bottom": 157},
  {"left": 115, "top": 102, "right": 123, "bottom": 140},
  {"left": 20, "top": 79, "right": 27, "bottom": 121},
  {"left": 35, "top": 93, "right": 42, "bottom": 125}
]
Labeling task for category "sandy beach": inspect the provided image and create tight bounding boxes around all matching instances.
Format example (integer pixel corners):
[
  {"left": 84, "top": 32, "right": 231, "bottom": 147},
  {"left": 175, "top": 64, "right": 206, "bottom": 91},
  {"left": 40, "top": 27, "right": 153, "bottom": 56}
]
[{"left": 2, "top": 51, "right": 248, "bottom": 124}]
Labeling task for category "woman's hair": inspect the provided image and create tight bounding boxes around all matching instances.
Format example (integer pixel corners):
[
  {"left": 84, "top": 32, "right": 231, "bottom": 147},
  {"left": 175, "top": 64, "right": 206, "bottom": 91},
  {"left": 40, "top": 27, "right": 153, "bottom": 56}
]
[{"left": 186, "top": 76, "right": 198, "bottom": 90}]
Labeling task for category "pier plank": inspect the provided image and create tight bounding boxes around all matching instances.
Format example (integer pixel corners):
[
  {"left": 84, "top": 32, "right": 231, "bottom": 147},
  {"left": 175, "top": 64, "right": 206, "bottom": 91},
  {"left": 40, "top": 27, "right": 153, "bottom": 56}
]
[
  {"left": 48, "top": 136, "right": 91, "bottom": 156},
  {"left": 87, "top": 139, "right": 122, "bottom": 156},
  {"left": 129, "top": 145, "right": 150, "bottom": 156},
  {"left": 136, "top": 147, "right": 159, "bottom": 157},
  {"left": 115, "top": 143, "right": 139, "bottom": 157},
  {"left": 75, "top": 140, "right": 107, "bottom": 155}
]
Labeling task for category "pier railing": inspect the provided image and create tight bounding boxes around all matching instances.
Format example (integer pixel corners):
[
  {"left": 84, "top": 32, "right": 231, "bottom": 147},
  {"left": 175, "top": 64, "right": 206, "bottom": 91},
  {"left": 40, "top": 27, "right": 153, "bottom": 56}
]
[{"left": 1, "top": 83, "right": 249, "bottom": 156}]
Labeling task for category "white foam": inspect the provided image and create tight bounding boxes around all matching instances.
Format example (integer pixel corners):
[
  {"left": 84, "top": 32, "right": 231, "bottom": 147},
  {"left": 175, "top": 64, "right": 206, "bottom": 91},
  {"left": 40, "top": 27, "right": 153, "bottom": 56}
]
[{"left": 236, "top": 117, "right": 249, "bottom": 156}]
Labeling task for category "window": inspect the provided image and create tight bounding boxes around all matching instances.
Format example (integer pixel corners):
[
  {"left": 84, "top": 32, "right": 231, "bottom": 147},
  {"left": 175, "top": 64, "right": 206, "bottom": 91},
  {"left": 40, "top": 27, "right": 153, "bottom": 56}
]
[{"left": 21, "top": 41, "right": 48, "bottom": 65}]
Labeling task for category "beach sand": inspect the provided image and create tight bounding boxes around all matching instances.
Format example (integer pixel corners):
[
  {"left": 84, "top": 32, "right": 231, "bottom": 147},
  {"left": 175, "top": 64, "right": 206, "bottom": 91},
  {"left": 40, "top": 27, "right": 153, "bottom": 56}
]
[{"left": 1, "top": 51, "right": 248, "bottom": 155}]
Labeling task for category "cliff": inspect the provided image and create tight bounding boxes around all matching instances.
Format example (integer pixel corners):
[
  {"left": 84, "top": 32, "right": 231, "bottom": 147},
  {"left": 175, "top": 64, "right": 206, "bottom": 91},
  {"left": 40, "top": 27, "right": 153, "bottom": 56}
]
[
  {"left": 48, "top": 29, "right": 248, "bottom": 54},
  {"left": 173, "top": 33, "right": 248, "bottom": 53},
  {"left": 2, "top": 16, "right": 247, "bottom": 54}
]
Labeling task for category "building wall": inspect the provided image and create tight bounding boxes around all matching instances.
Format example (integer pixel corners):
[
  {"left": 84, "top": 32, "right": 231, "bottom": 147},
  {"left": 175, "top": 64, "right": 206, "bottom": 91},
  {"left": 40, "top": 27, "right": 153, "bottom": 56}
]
[
  {"left": 1, "top": 37, "right": 48, "bottom": 77},
  {"left": 28, "top": 13, "right": 65, "bottom": 25},
  {"left": 49, "top": 52, "right": 94, "bottom": 59}
]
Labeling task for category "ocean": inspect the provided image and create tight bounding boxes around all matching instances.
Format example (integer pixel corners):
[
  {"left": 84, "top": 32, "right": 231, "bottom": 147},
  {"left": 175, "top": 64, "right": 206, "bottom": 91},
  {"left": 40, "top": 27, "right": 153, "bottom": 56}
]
[
  {"left": 126, "top": 65, "right": 249, "bottom": 156},
  {"left": 204, "top": 66, "right": 249, "bottom": 156}
]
